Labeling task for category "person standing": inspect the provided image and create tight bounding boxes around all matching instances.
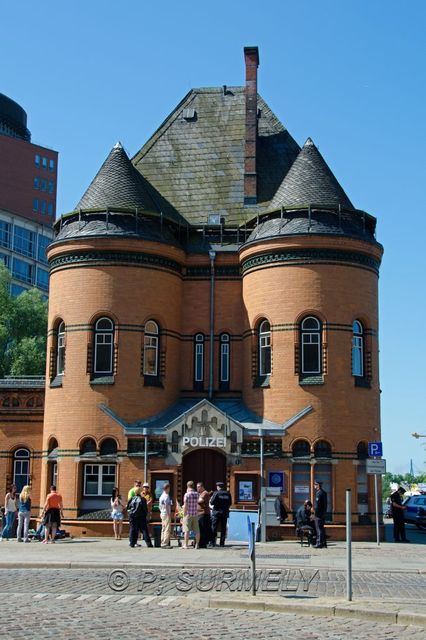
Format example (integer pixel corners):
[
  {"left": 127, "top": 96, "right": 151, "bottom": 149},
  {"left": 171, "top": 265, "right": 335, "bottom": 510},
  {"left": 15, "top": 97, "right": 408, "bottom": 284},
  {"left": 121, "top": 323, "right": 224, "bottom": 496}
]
[
  {"left": 111, "top": 488, "right": 125, "bottom": 540},
  {"left": 127, "top": 487, "right": 153, "bottom": 548},
  {"left": 142, "top": 482, "right": 153, "bottom": 522},
  {"left": 1, "top": 484, "right": 17, "bottom": 541},
  {"left": 182, "top": 481, "right": 200, "bottom": 549},
  {"left": 274, "top": 492, "right": 289, "bottom": 524},
  {"left": 159, "top": 483, "right": 172, "bottom": 548},
  {"left": 17, "top": 485, "right": 32, "bottom": 543},
  {"left": 209, "top": 481, "right": 232, "bottom": 547},
  {"left": 41, "top": 485, "right": 63, "bottom": 544},
  {"left": 197, "top": 481, "right": 211, "bottom": 548},
  {"left": 127, "top": 480, "right": 142, "bottom": 500},
  {"left": 313, "top": 480, "right": 327, "bottom": 548},
  {"left": 390, "top": 485, "right": 409, "bottom": 542}
]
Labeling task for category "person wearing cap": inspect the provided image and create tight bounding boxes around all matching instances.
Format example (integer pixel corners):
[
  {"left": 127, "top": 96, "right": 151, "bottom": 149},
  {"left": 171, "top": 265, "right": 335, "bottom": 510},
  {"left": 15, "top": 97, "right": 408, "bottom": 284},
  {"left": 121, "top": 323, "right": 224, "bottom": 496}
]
[
  {"left": 209, "top": 481, "right": 232, "bottom": 547},
  {"left": 390, "top": 485, "right": 409, "bottom": 542},
  {"left": 141, "top": 482, "right": 153, "bottom": 521},
  {"left": 313, "top": 480, "right": 327, "bottom": 548}
]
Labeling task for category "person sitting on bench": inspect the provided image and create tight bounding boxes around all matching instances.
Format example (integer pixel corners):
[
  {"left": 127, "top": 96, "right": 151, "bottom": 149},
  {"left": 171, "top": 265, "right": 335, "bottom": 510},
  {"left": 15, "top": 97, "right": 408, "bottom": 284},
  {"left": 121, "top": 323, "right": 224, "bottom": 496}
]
[{"left": 295, "top": 500, "right": 315, "bottom": 544}]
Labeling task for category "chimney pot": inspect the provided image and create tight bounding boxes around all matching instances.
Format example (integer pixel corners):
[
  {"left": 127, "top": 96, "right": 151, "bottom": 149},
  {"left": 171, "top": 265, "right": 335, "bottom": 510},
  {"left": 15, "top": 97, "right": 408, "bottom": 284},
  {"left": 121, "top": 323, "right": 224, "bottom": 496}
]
[{"left": 244, "top": 47, "right": 259, "bottom": 205}]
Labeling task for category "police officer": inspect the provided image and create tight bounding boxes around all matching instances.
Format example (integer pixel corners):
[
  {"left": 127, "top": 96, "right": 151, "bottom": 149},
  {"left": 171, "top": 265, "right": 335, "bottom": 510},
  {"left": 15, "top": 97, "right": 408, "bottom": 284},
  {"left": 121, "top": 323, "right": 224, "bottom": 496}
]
[
  {"left": 313, "top": 480, "right": 327, "bottom": 548},
  {"left": 390, "top": 485, "right": 409, "bottom": 542},
  {"left": 209, "top": 481, "right": 232, "bottom": 547}
]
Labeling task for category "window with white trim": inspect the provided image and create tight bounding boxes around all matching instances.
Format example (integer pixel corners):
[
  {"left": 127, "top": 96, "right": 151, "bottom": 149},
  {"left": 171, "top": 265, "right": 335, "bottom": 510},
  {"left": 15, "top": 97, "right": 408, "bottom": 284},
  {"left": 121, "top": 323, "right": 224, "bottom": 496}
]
[
  {"left": 56, "top": 321, "right": 65, "bottom": 376},
  {"left": 258, "top": 320, "right": 271, "bottom": 376},
  {"left": 194, "top": 333, "right": 204, "bottom": 383},
  {"left": 143, "top": 320, "right": 159, "bottom": 376},
  {"left": 94, "top": 317, "right": 114, "bottom": 374},
  {"left": 301, "top": 316, "right": 321, "bottom": 374},
  {"left": 220, "top": 333, "right": 230, "bottom": 385},
  {"left": 352, "top": 320, "right": 364, "bottom": 377},
  {"left": 83, "top": 464, "right": 116, "bottom": 496},
  {"left": 13, "top": 448, "right": 30, "bottom": 492}
]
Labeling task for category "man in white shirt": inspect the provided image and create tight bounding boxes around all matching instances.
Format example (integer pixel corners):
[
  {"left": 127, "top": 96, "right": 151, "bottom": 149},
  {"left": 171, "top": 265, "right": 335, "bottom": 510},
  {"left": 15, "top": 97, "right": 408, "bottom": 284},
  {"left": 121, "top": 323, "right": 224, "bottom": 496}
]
[{"left": 159, "top": 483, "right": 173, "bottom": 548}]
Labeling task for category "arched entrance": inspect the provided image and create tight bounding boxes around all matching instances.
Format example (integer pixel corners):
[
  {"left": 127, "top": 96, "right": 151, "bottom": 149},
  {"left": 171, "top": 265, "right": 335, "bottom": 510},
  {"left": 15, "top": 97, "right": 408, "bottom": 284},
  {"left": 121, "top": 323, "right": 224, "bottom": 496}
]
[{"left": 182, "top": 449, "right": 226, "bottom": 500}]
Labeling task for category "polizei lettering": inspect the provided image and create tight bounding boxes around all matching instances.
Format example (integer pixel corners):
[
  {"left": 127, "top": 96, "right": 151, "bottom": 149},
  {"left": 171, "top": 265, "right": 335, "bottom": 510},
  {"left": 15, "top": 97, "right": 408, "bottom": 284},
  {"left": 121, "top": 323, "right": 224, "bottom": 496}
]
[{"left": 182, "top": 436, "right": 227, "bottom": 448}]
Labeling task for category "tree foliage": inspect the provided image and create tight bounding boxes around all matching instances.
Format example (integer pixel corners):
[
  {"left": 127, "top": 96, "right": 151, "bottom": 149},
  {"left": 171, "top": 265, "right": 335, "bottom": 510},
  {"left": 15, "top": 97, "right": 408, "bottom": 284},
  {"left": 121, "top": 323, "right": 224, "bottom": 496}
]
[
  {"left": 382, "top": 472, "right": 426, "bottom": 499},
  {"left": 0, "top": 265, "right": 48, "bottom": 377}
]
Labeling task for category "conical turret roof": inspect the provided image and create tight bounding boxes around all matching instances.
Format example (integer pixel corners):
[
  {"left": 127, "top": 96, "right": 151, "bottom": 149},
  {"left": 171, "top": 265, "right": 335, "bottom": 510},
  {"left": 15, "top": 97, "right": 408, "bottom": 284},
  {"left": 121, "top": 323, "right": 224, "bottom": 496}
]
[
  {"left": 270, "top": 138, "right": 354, "bottom": 210},
  {"left": 76, "top": 142, "right": 160, "bottom": 212}
]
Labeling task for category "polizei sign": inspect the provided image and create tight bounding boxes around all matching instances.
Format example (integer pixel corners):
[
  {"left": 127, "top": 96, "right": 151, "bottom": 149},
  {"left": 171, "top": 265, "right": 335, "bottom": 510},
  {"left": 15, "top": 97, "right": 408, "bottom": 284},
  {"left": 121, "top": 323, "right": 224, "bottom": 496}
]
[{"left": 182, "top": 436, "right": 227, "bottom": 448}]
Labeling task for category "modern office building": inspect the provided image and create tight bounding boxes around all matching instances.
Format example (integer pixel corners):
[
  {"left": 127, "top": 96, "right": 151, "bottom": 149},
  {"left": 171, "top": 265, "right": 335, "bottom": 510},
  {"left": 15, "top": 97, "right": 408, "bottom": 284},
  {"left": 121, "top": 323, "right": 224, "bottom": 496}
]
[
  {"left": 0, "top": 49, "right": 384, "bottom": 539},
  {"left": 0, "top": 93, "right": 57, "bottom": 296}
]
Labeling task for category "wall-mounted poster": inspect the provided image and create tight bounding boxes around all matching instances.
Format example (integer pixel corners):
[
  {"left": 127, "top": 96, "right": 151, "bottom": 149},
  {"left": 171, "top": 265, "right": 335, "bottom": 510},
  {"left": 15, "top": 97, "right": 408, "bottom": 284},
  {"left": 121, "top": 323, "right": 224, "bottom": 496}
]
[
  {"left": 268, "top": 471, "right": 284, "bottom": 492},
  {"left": 154, "top": 478, "right": 171, "bottom": 500},
  {"left": 238, "top": 480, "right": 254, "bottom": 501}
]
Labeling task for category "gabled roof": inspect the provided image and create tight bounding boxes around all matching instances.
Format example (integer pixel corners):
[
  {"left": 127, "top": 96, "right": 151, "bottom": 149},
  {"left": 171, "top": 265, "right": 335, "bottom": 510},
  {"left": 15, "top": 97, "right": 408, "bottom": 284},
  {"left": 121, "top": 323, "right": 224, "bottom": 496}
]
[
  {"left": 270, "top": 138, "right": 354, "bottom": 211},
  {"left": 76, "top": 142, "right": 161, "bottom": 214},
  {"left": 132, "top": 87, "right": 300, "bottom": 226}
]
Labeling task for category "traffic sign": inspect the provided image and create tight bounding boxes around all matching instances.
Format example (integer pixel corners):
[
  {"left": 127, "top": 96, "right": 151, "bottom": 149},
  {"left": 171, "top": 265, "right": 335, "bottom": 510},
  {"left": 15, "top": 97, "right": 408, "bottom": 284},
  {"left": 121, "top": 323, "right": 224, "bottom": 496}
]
[
  {"left": 368, "top": 441, "right": 383, "bottom": 457},
  {"left": 366, "top": 458, "right": 386, "bottom": 474}
]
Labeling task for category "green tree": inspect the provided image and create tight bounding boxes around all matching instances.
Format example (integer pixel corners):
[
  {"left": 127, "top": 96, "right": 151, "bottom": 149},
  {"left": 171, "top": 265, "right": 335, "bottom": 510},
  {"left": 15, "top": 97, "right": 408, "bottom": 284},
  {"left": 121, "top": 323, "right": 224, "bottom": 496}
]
[{"left": 0, "top": 264, "right": 48, "bottom": 377}]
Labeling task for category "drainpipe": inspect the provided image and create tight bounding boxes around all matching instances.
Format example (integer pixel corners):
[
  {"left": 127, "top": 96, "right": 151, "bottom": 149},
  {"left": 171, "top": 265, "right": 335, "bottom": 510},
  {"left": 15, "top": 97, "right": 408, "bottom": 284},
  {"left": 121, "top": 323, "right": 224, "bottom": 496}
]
[
  {"left": 143, "top": 428, "right": 148, "bottom": 483},
  {"left": 208, "top": 250, "right": 216, "bottom": 399}
]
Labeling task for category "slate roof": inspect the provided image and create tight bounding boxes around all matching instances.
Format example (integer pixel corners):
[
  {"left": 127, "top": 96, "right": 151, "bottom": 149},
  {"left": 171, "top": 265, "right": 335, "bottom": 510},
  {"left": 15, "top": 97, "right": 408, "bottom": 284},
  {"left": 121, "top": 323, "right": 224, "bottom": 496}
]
[
  {"left": 76, "top": 142, "right": 182, "bottom": 224},
  {"left": 53, "top": 212, "right": 179, "bottom": 245},
  {"left": 269, "top": 138, "right": 354, "bottom": 211},
  {"left": 132, "top": 87, "right": 300, "bottom": 226},
  {"left": 247, "top": 208, "right": 376, "bottom": 244}
]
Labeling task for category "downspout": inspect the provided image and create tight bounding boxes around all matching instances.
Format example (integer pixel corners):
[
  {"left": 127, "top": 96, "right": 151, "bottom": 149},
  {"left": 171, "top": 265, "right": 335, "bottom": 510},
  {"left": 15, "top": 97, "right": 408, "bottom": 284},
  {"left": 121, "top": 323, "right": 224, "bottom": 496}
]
[{"left": 208, "top": 250, "right": 216, "bottom": 399}]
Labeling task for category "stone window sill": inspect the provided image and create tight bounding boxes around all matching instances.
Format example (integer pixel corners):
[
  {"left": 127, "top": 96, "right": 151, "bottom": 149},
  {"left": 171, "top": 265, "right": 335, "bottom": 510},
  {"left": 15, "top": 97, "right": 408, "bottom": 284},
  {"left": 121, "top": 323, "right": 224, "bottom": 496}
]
[
  {"left": 49, "top": 376, "right": 63, "bottom": 388},
  {"left": 299, "top": 374, "right": 324, "bottom": 386},
  {"left": 90, "top": 375, "right": 115, "bottom": 385}
]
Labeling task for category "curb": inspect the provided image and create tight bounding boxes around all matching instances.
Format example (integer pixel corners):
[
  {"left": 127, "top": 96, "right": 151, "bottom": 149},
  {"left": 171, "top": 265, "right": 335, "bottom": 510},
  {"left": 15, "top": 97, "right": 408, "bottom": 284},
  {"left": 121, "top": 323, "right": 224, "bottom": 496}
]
[{"left": 199, "top": 597, "right": 426, "bottom": 627}]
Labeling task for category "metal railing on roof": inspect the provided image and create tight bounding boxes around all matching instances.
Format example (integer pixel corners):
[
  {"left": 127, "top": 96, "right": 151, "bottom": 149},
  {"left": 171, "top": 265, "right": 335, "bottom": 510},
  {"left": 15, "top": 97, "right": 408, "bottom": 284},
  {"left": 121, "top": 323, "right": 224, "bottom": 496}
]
[{"left": 0, "top": 376, "right": 45, "bottom": 388}]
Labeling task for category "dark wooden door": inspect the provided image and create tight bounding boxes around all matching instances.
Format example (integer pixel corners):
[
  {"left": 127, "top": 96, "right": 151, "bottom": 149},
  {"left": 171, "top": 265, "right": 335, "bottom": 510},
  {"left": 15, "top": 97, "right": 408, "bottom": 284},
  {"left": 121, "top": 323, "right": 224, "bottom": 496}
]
[{"left": 182, "top": 449, "right": 226, "bottom": 500}]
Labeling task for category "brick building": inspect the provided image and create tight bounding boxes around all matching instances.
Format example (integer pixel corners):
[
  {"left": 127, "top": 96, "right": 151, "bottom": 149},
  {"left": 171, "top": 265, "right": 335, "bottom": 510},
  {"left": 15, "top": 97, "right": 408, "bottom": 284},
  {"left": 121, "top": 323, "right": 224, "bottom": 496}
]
[
  {"left": 1, "top": 48, "right": 384, "bottom": 539},
  {"left": 0, "top": 93, "right": 57, "bottom": 296}
]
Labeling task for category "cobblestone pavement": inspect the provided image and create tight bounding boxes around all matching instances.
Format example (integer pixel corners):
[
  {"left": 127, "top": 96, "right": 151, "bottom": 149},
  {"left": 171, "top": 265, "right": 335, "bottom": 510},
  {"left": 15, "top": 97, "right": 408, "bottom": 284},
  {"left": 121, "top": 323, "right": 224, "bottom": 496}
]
[
  {"left": 0, "top": 567, "right": 424, "bottom": 599},
  {"left": 0, "top": 593, "right": 424, "bottom": 639}
]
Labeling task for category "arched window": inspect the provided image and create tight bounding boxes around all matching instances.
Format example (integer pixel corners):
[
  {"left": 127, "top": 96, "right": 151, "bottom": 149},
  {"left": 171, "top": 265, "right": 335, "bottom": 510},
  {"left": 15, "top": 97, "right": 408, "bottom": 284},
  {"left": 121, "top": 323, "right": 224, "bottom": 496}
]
[
  {"left": 94, "top": 317, "right": 114, "bottom": 374},
  {"left": 47, "top": 438, "right": 59, "bottom": 487},
  {"left": 301, "top": 316, "right": 321, "bottom": 374},
  {"left": 220, "top": 333, "right": 230, "bottom": 387},
  {"left": 314, "top": 440, "right": 332, "bottom": 458},
  {"left": 80, "top": 438, "right": 97, "bottom": 456},
  {"left": 292, "top": 439, "right": 311, "bottom": 458},
  {"left": 171, "top": 430, "right": 179, "bottom": 453},
  {"left": 56, "top": 321, "right": 65, "bottom": 376},
  {"left": 143, "top": 320, "right": 159, "bottom": 376},
  {"left": 100, "top": 438, "right": 118, "bottom": 457},
  {"left": 357, "top": 441, "right": 368, "bottom": 460},
  {"left": 13, "top": 448, "right": 30, "bottom": 492},
  {"left": 352, "top": 320, "right": 364, "bottom": 377},
  {"left": 194, "top": 333, "right": 204, "bottom": 384},
  {"left": 258, "top": 320, "right": 271, "bottom": 376}
]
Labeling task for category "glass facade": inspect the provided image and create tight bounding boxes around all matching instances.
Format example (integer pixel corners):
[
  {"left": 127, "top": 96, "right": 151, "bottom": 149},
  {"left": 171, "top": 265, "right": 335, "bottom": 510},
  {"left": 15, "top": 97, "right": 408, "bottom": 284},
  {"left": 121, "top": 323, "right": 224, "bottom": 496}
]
[
  {"left": 36, "top": 267, "right": 49, "bottom": 290},
  {"left": 0, "top": 220, "right": 11, "bottom": 248},
  {"left": 12, "top": 257, "right": 33, "bottom": 284},
  {"left": 13, "top": 226, "right": 35, "bottom": 258}
]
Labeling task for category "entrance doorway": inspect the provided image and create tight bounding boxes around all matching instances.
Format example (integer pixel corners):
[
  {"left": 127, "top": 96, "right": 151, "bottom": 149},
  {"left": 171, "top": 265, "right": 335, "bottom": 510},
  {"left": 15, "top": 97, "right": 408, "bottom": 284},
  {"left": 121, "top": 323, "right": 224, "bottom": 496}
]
[{"left": 182, "top": 449, "right": 226, "bottom": 500}]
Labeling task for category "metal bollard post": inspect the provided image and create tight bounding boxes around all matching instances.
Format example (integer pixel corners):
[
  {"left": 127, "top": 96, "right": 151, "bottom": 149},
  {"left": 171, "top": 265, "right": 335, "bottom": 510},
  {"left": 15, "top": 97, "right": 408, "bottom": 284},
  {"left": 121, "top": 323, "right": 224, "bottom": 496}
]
[{"left": 346, "top": 488, "right": 352, "bottom": 601}]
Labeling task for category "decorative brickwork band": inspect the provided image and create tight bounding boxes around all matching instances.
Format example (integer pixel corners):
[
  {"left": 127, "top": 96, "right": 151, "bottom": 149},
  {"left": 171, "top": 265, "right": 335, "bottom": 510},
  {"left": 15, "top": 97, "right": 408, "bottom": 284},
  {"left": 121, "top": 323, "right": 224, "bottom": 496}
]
[{"left": 241, "top": 248, "right": 381, "bottom": 275}]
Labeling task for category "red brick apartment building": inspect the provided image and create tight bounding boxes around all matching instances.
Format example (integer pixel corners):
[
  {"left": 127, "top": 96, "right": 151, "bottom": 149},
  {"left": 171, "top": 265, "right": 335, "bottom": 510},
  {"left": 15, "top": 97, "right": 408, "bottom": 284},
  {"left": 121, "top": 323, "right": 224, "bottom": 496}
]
[
  {"left": 0, "top": 48, "right": 383, "bottom": 539},
  {"left": 0, "top": 92, "right": 57, "bottom": 296}
]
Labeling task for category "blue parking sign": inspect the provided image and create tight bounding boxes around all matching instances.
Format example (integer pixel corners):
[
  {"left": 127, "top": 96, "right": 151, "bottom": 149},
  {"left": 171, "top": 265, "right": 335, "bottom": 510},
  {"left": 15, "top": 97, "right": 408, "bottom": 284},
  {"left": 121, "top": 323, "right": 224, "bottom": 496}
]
[{"left": 368, "top": 442, "right": 383, "bottom": 457}]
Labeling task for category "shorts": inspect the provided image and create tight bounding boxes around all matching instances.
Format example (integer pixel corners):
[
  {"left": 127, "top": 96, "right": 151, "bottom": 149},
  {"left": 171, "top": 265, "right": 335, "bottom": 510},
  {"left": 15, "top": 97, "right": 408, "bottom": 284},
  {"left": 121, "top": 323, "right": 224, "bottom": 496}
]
[
  {"left": 182, "top": 515, "right": 199, "bottom": 534},
  {"left": 111, "top": 512, "right": 124, "bottom": 521}
]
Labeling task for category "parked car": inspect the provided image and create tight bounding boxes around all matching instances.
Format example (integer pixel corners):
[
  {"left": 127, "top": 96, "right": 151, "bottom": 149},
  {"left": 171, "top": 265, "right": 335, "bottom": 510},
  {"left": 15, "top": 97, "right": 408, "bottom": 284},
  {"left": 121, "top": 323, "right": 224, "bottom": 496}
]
[{"left": 402, "top": 494, "right": 426, "bottom": 528}]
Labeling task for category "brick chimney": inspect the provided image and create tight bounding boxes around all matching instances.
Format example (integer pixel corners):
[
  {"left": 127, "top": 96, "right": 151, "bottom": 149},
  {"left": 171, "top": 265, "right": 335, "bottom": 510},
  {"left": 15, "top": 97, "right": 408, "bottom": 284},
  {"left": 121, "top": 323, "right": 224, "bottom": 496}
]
[{"left": 244, "top": 46, "right": 259, "bottom": 205}]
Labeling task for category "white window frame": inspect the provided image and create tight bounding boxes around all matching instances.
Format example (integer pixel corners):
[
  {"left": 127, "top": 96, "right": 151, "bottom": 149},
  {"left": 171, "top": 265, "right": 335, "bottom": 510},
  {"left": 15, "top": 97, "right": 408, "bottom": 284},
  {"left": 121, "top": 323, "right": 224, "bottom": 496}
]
[
  {"left": 194, "top": 333, "right": 204, "bottom": 382},
  {"left": 258, "top": 320, "right": 271, "bottom": 376},
  {"left": 83, "top": 463, "right": 116, "bottom": 496},
  {"left": 301, "top": 316, "right": 321, "bottom": 374},
  {"left": 220, "top": 333, "right": 230, "bottom": 383},
  {"left": 13, "top": 448, "right": 30, "bottom": 490},
  {"left": 57, "top": 321, "right": 65, "bottom": 376},
  {"left": 143, "top": 320, "right": 159, "bottom": 376},
  {"left": 94, "top": 317, "right": 114, "bottom": 374},
  {"left": 352, "top": 320, "right": 364, "bottom": 377}
]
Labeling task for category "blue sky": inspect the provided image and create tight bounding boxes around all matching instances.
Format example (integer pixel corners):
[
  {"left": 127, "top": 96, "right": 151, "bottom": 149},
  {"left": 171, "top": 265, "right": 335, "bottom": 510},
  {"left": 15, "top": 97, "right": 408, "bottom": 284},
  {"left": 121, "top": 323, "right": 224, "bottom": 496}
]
[{"left": 2, "top": 1, "right": 425, "bottom": 473}]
